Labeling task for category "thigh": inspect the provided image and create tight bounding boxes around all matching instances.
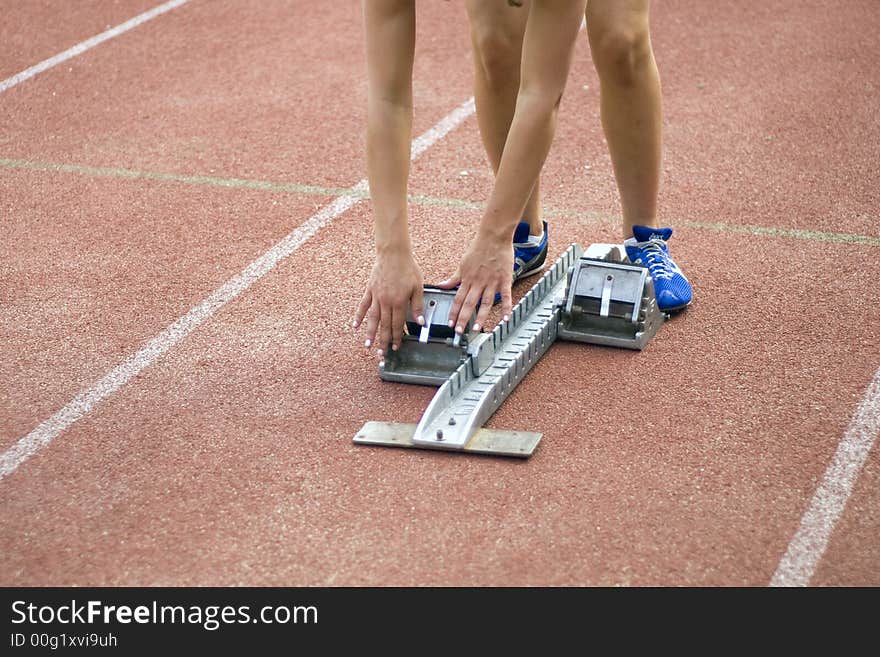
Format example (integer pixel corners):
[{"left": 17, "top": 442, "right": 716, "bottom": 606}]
[{"left": 585, "top": 0, "right": 651, "bottom": 41}]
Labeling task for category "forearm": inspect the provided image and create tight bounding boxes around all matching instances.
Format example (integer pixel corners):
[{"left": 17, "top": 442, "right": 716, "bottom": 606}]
[
  {"left": 366, "top": 98, "right": 413, "bottom": 254},
  {"left": 476, "top": 0, "right": 585, "bottom": 242},
  {"left": 478, "top": 93, "right": 559, "bottom": 241},
  {"left": 363, "top": 0, "right": 416, "bottom": 255}
]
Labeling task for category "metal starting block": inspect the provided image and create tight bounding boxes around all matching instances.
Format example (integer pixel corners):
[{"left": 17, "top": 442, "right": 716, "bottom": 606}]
[
  {"left": 558, "top": 245, "right": 664, "bottom": 350},
  {"left": 354, "top": 241, "right": 667, "bottom": 458},
  {"left": 378, "top": 286, "right": 495, "bottom": 386}
]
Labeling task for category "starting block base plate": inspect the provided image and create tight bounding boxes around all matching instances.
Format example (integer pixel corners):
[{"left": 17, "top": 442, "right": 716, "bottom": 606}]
[{"left": 353, "top": 421, "right": 541, "bottom": 458}]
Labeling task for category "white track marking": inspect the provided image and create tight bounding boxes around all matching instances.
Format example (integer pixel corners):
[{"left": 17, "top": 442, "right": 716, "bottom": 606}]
[
  {"left": 0, "top": 0, "right": 190, "bottom": 94},
  {"left": 770, "top": 366, "right": 880, "bottom": 586},
  {"left": 0, "top": 97, "right": 476, "bottom": 480},
  {"left": 410, "top": 98, "right": 475, "bottom": 159}
]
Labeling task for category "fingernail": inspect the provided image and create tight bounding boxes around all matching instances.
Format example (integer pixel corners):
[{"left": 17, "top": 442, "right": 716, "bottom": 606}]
[
  {"left": 448, "top": 320, "right": 454, "bottom": 328},
  {"left": 473, "top": 323, "right": 481, "bottom": 332},
  {"left": 503, "top": 315, "right": 509, "bottom": 322},
  {"left": 364, "top": 339, "right": 371, "bottom": 348},
  {"left": 377, "top": 348, "right": 384, "bottom": 356},
  {"left": 392, "top": 344, "right": 399, "bottom": 351},
  {"left": 455, "top": 325, "right": 463, "bottom": 334},
  {"left": 417, "top": 315, "right": 425, "bottom": 326},
  {"left": 352, "top": 320, "right": 358, "bottom": 328}
]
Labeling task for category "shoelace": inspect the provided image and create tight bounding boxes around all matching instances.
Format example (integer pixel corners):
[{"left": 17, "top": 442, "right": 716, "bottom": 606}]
[{"left": 636, "top": 240, "right": 673, "bottom": 280}]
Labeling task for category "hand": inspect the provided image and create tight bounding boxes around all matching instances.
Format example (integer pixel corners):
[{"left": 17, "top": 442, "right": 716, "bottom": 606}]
[
  {"left": 438, "top": 232, "right": 513, "bottom": 334},
  {"left": 354, "top": 251, "right": 424, "bottom": 355}
]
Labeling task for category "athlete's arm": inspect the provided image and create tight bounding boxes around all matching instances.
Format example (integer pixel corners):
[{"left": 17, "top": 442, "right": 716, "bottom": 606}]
[
  {"left": 442, "top": 0, "right": 586, "bottom": 334},
  {"left": 354, "top": 0, "right": 424, "bottom": 354}
]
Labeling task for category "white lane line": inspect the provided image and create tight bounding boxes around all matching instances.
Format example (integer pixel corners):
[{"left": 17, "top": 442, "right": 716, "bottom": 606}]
[
  {"left": 770, "top": 366, "right": 880, "bottom": 586},
  {"left": 0, "top": 96, "right": 476, "bottom": 481},
  {"left": 0, "top": 0, "right": 190, "bottom": 94}
]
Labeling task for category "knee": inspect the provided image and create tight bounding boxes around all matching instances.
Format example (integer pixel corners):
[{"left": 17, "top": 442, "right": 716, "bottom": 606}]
[
  {"left": 590, "top": 27, "right": 653, "bottom": 87},
  {"left": 471, "top": 29, "right": 522, "bottom": 90}
]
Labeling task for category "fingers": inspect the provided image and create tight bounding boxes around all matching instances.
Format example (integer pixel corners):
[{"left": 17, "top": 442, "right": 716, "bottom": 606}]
[
  {"left": 452, "top": 286, "right": 483, "bottom": 335},
  {"left": 363, "top": 297, "right": 379, "bottom": 349},
  {"left": 473, "top": 292, "right": 495, "bottom": 333},
  {"left": 353, "top": 290, "right": 372, "bottom": 331},
  {"left": 410, "top": 287, "right": 425, "bottom": 327},
  {"left": 447, "top": 283, "right": 466, "bottom": 333},
  {"left": 360, "top": 281, "right": 506, "bottom": 352},
  {"left": 357, "top": 289, "right": 416, "bottom": 354},
  {"left": 500, "top": 284, "right": 513, "bottom": 324},
  {"left": 356, "top": 254, "right": 424, "bottom": 355},
  {"left": 436, "top": 271, "right": 461, "bottom": 290},
  {"left": 360, "top": 301, "right": 406, "bottom": 355},
  {"left": 390, "top": 305, "right": 404, "bottom": 352},
  {"left": 377, "top": 303, "right": 393, "bottom": 356}
]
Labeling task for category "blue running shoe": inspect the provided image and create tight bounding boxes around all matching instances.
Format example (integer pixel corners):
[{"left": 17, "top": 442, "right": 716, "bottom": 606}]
[
  {"left": 513, "top": 220, "right": 548, "bottom": 281},
  {"left": 624, "top": 225, "right": 692, "bottom": 312},
  {"left": 488, "top": 220, "right": 548, "bottom": 305}
]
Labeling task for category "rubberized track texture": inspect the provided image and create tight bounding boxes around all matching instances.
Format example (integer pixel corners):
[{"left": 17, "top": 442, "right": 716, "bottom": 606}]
[{"left": 1, "top": 0, "right": 878, "bottom": 586}]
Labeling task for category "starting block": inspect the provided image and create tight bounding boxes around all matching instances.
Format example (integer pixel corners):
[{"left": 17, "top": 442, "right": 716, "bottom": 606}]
[
  {"left": 354, "top": 242, "right": 667, "bottom": 458},
  {"left": 378, "top": 286, "right": 494, "bottom": 386},
  {"left": 558, "top": 246, "right": 663, "bottom": 350}
]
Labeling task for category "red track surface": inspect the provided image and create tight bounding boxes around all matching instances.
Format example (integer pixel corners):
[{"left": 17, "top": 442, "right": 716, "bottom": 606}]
[{"left": 1, "top": 0, "right": 878, "bottom": 586}]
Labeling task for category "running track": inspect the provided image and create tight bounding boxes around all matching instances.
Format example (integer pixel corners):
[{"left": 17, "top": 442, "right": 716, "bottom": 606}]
[{"left": 1, "top": 0, "right": 878, "bottom": 586}]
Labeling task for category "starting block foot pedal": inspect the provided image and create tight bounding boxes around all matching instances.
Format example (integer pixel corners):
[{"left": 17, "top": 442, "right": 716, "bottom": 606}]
[
  {"left": 557, "top": 250, "right": 663, "bottom": 350},
  {"left": 378, "top": 287, "right": 480, "bottom": 386},
  {"left": 353, "top": 421, "right": 542, "bottom": 458}
]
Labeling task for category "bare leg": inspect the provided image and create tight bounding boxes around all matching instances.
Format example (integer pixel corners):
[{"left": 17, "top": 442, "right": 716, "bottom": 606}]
[
  {"left": 465, "top": 0, "right": 542, "bottom": 236},
  {"left": 586, "top": 0, "right": 662, "bottom": 238}
]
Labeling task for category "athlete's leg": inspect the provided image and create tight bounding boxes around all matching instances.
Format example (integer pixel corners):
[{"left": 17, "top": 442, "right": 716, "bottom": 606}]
[
  {"left": 586, "top": 0, "right": 661, "bottom": 238},
  {"left": 587, "top": 0, "right": 692, "bottom": 310}
]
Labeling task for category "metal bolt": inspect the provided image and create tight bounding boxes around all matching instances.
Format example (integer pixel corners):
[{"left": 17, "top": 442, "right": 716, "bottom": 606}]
[
  {"left": 448, "top": 417, "right": 456, "bottom": 426},
  {"left": 436, "top": 429, "right": 444, "bottom": 441}
]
